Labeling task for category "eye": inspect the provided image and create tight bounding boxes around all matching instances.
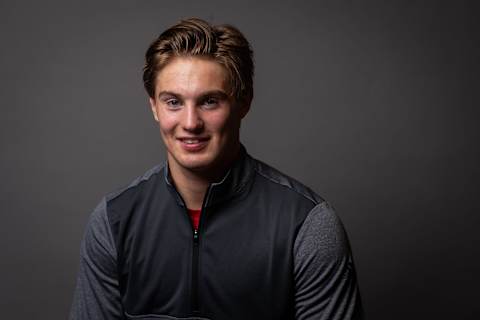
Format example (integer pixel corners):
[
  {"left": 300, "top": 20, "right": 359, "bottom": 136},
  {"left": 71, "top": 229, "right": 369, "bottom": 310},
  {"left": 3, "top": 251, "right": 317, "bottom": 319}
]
[
  {"left": 166, "top": 98, "right": 181, "bottom": 109},
  {"left": 202, "top": 97, "right": 219, "bottom": 109}
]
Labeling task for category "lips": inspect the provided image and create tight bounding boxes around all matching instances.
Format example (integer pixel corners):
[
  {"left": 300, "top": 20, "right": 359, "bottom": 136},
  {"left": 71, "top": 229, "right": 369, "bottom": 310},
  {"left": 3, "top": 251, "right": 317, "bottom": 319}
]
[{"left": 177, "top": 137, "right": 209, "bottom": 152}]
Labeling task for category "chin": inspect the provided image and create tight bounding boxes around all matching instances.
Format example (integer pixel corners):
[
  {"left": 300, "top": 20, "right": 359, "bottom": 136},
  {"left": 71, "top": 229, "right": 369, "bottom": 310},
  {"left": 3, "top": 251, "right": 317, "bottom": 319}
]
[{"left": 177, "top": 154, "right": 217, "bottom": 171}]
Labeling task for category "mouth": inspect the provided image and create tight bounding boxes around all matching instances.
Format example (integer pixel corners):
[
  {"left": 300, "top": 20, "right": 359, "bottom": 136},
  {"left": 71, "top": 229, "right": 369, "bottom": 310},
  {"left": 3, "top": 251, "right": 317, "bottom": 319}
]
[{"left": 177, "top": 137, "right": 210, "bottom": 151}]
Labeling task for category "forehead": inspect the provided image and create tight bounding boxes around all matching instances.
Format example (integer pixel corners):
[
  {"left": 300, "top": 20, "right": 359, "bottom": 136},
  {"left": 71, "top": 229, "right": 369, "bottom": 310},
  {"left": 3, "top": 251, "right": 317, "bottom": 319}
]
[{"left": 155, "top": 56, "right": 229, "bottom": 97}]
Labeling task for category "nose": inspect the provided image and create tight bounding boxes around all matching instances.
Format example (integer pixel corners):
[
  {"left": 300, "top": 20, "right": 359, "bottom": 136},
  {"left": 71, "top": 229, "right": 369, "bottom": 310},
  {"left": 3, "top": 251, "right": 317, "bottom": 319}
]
[{"left": 182, "top": 105, "right": 204, "bottom": 132}]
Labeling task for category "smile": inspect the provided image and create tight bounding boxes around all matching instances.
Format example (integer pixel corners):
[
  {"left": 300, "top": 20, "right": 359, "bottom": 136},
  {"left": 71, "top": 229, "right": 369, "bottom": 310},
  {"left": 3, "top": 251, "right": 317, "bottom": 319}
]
[
  {"left": 183, "top": 139, "right": 204, "bottom": 144},
  {"left": 177, "top": 137, "right": 210, "bottom": 151}
]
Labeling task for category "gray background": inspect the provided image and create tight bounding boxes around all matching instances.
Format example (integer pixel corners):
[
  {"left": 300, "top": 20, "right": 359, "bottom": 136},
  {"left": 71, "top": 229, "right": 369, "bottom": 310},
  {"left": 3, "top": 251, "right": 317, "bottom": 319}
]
[{"left": 1, "top": 0, "right": 479, "bottom": 319}]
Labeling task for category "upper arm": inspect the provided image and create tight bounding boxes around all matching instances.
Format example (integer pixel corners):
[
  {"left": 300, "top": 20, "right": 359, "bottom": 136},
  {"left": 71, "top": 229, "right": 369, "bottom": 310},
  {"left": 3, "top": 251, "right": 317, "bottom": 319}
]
[
  {"left": 69, "top": 197, "right": 124, "bottom": 320},
  {"left": 293, "top": 201, "right": 363, "bottom": 320}
]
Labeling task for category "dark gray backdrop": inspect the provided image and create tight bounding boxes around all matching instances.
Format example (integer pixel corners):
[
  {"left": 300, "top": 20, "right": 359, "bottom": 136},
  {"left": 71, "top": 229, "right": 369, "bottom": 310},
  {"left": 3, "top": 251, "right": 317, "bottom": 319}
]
[{"left": 1, "top": 1, "right": 479, "bottom": 319}]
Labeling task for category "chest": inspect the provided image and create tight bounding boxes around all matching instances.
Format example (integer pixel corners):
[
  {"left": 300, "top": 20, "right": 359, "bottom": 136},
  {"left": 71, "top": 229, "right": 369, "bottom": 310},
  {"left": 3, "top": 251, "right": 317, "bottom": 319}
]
[{"left": 119, "top": 199, "right": 297, "bottom": 319}]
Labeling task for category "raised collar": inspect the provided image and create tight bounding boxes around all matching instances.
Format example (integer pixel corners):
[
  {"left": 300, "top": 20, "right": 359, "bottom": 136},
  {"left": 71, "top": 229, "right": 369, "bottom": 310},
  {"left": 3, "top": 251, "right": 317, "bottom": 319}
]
[{"left": 163, "top": 145, "right": 255, "bottom": 208}]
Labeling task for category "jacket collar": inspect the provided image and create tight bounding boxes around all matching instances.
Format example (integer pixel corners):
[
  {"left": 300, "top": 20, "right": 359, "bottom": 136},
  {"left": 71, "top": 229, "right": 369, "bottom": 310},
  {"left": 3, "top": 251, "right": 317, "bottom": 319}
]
[{"left": 163, "top": 144, "right": 255, "bottom": 208}]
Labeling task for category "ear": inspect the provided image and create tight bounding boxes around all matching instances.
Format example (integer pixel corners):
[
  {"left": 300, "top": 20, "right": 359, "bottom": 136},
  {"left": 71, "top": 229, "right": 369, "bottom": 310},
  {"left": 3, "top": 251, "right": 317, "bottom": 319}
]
[
  {"left": 239, "top": 101, "right": 251, "bottom": 119},
  {"left": 149, "top": 97, "right": 159, "bottom": 122}
]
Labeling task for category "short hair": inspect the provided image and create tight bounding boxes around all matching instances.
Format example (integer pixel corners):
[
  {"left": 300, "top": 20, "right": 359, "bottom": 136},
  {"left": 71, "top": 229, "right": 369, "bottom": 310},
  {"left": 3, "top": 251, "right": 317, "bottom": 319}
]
[{"left": 143, "top": 18, "right": 254, "bottom": 105}]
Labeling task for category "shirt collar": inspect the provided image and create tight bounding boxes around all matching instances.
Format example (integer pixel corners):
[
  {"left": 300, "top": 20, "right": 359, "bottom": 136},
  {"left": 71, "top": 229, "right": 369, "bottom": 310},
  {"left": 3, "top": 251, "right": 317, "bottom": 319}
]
[{"left": 163, "top": 144, "right": 255, "bottom": 208}]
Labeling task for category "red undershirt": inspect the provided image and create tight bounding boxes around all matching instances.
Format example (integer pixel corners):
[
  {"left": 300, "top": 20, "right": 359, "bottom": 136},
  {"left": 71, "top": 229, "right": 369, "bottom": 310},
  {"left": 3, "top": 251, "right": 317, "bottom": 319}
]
[{"left": 187, "top": 208, "right": 202, "bottom": 230}]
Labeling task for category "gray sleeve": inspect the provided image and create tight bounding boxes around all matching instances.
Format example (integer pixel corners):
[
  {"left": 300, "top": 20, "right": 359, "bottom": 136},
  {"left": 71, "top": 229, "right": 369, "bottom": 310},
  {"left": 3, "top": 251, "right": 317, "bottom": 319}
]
[
  {"left": 293, "top": 201, "right": 364, "bottom": 320},
  {"left": 69, "top": 197, "right": 124, "bottom": 320}
]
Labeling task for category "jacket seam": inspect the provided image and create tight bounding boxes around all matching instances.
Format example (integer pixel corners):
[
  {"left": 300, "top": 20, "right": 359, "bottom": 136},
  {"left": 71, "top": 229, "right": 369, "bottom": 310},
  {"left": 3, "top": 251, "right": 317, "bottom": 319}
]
[
  {"left": 292, "top": 201, "right": 330, "bottom": 261},
  {"left": 101, "top": 196, "right": 119, "bottom": 263},
  {"left": 106, "top": 164, "right": 163, "bottom": 203},
  {"left": 253, "top": 166, "right": 319, "bottom": 205}
]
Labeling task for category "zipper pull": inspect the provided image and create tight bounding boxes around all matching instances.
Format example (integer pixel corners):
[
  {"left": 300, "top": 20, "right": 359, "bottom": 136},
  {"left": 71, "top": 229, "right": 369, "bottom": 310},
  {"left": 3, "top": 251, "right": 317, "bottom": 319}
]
[{"left": 193, "top": 229, "right": 199, "bottom": 243}]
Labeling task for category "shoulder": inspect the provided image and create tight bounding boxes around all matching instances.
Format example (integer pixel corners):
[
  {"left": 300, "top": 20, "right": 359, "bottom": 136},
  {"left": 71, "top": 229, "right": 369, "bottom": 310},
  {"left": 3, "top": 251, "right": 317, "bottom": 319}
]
[
  {"left": 84, "top": 163, "right": 164, "bottom": 232},
  {"left": 104, "top": 163, "right": 165, "bottom": 204},
  {"left": 92, "top": 163, "right": 166, "bottom": 231},
  {"left": 294, "top": 200, "right": 350, "bottom": 268},
  {"left": 247, "top": 155, "right": 350, "bottom": 262},
  {"left": 249, "top": 155, "right": 324, "bottom": 205}
]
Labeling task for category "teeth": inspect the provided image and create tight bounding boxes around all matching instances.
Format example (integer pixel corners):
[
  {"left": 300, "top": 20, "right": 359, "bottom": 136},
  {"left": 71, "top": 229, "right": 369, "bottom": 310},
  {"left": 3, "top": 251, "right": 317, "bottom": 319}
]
[{"left": 184, "top": 139, "right": 200, "bottom": 144}]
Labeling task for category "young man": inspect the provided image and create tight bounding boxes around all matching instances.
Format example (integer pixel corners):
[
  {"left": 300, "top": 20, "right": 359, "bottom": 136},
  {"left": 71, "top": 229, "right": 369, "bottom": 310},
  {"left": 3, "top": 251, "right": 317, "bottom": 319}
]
[{"left": 70, "top": 18, "right": 363, "bottom": 320}]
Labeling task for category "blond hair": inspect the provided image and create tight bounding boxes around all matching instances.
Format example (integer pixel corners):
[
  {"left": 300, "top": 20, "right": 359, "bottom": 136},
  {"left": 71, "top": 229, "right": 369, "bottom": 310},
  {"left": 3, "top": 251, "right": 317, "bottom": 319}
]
[{"left": 143, "top": 18, "right": 254, "bottom": 105}]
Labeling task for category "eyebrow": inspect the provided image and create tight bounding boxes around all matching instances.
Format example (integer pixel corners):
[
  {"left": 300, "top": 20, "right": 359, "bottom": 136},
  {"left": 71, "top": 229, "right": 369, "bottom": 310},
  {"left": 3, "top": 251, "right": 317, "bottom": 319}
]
[{"left": 157, "top": 90, "right": 230, "bottom": 100}]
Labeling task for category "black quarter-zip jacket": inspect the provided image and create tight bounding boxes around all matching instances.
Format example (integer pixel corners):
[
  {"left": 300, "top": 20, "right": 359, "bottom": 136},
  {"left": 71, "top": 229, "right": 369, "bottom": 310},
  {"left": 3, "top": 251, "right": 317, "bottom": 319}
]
[{"left": 70, "top": 147, "right": 363, "bottom": 320}]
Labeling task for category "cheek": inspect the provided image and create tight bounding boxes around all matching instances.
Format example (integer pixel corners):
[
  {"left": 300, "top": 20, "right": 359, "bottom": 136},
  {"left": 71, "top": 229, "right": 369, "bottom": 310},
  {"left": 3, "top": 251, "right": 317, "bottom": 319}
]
[
  {"left": 208, "top": 110, "right": 238, "bottom": 132},
  {"left": 157, "top": 113, "right": 177, "bottom": 134}
]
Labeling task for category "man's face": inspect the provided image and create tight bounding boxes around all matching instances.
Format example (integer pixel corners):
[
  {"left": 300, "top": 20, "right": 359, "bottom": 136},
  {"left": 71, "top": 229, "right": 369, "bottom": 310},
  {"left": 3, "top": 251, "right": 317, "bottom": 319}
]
[{"left": 149, "top": 56, "right": 249, "bottom": 175}]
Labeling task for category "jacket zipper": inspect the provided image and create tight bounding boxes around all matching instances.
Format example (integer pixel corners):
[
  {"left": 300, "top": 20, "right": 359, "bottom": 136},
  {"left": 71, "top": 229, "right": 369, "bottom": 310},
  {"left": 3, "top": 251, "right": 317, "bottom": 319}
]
[
  {"left": 190, "top": 185, "right": 212, "bottom": 315},
  {"left": 191, "top": 228, "right": 200, "bottom": 314}
]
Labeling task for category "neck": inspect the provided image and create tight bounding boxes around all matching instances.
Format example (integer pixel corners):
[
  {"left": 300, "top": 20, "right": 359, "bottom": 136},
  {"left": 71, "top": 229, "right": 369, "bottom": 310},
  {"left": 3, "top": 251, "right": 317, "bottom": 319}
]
[{"left": 168, "top": 144, "right": 241, "bottom": 210}]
